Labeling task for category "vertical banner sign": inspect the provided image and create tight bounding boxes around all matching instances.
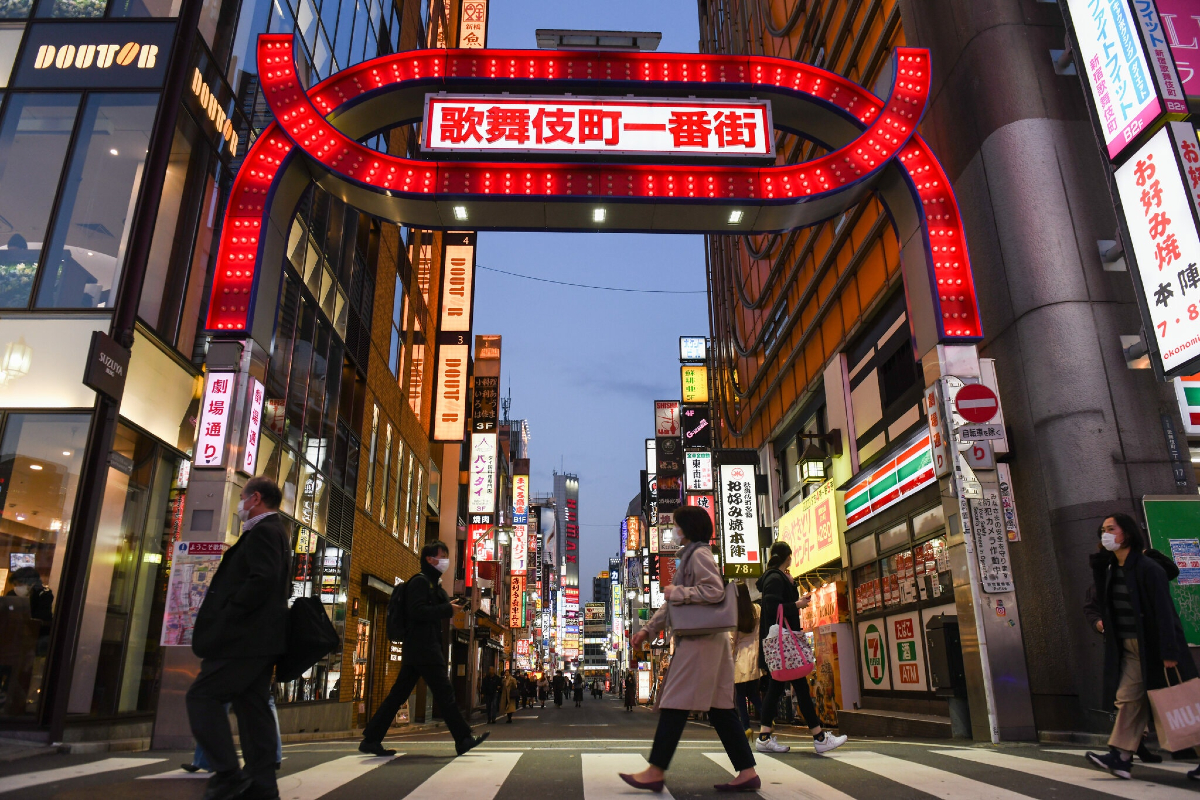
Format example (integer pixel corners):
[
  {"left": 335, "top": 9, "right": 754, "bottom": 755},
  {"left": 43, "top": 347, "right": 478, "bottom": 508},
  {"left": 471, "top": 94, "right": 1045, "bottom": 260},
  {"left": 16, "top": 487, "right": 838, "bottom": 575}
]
[
  {"left": 923, "top": 382, "right": 952, "bottom": 478},
  {"left": 656, "top": 436, "right": 683, "bottom": 476},
  {"left": 472, "top": 376, "right": 500, "bottom": 431},
  {"left": 969, "top": 487, "right": 1015, "bottom": 593},
  {"left": 686, "top": 492, "right": 716, "bottom": 527},
  {"left": 510, "top": 574, "right": 526, "bottom": 628},
  {"left": 433, "top": 232, "right": 476, "bottom": 441},
  {"left": 680, "top": 364, "right": 709, "bottom": 403},
  {"left": 645, "top": 438, "right": 657, "bottom": 475},
  {"left": 1132, "top": 0, "right": 1188, "bottom": 115},
  {"left": 654, "top": 400, "right": 680, "bottom": 436},
  {"left": 684, "top": 450, "right": 713, "bottom": 491},
  {"left": 1064, "top": 0, "right": 1168, "bottom": 160},
  {"left": 682, "top": 404, "right": 712, "bottom": 448},
  {"left": 679, "top": 336, "right": 707, "bottom": 361},
  {"left": 626, "top": 515, "right": 641, "bottom": 551},
  {"left": 1115, "top": 123, "right": 1200, "bottom": 377},
  {"left": 565, "top": 476, "right": 579, "bottom": 602},
  {"left": 512, "top": 469, "right": 528, "bottom": 574},
  {"left": 240, "top": 378, "right": 265, "bottom": 474},
  {"left": 196, "top": 372, "right": 235, "bottom": 467},
  {"left": 458, "top": 0, "right": 487, "bottom": 48},
  {"left": 718, "top": 459, "right": 761, "bottom": 577},
  {"left": 469, "top": 433, "right": 497, "bottom": 513}
]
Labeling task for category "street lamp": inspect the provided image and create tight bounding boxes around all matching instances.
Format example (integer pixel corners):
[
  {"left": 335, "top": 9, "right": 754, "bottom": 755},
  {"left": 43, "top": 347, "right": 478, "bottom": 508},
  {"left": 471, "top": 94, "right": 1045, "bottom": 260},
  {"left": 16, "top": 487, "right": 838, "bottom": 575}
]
[{"left": 800, "top": 442, "right": 827, "bottom": 483}]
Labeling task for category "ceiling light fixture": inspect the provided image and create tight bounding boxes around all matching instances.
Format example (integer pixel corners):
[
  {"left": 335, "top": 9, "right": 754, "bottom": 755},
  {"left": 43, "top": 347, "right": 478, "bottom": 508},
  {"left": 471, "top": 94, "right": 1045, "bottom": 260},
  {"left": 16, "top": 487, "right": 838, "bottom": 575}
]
[
  {"left": 453, "top": 205, "right": 468, "bottom": 221},
  {"left": 728, "top": 209, "right": 744, "bottom": 224},
  {"left": 593, "top": 208, "right": 606, "bottom": 222},
  {"left": 29, "top": 464, "right": 42, "bottom": 471}
]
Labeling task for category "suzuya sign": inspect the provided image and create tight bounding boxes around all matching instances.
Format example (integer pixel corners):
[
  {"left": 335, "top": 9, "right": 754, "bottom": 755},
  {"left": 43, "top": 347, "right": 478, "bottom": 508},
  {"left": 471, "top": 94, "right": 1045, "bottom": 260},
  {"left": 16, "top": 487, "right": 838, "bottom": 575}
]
[{"left": 424, "top": 95, "right": 773, "bottom": 158}]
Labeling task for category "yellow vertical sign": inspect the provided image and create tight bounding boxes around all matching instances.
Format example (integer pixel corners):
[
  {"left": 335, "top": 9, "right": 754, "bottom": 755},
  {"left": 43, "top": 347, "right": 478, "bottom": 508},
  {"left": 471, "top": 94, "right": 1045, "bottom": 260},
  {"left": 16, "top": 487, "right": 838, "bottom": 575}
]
[{"left": 681, "top": 365, "right": 708, "bottom": 403}]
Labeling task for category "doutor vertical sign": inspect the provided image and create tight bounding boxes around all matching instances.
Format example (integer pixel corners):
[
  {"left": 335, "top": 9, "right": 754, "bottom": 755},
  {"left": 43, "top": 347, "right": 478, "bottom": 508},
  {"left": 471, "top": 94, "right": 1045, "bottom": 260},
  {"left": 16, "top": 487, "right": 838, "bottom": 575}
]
[{"left": 433, "top": 231, "right": 476, "bottom": 440}]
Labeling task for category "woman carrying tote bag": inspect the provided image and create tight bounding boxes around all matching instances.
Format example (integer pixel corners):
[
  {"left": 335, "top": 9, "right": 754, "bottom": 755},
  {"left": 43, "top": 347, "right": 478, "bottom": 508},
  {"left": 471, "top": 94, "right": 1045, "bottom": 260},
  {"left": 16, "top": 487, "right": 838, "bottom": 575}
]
[
  {"left": 755, "top": 540, "right": 848, "bottom": 755},
  {"left": 621, "top": 507, "right": 760, "bottom": 793}
]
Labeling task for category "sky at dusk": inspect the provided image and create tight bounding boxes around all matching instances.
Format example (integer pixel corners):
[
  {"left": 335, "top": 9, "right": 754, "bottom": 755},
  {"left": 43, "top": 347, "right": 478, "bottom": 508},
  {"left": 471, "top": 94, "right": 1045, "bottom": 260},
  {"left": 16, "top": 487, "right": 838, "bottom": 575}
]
[{"left": 471, "top": 0, "right": 705, "bottom": 601}]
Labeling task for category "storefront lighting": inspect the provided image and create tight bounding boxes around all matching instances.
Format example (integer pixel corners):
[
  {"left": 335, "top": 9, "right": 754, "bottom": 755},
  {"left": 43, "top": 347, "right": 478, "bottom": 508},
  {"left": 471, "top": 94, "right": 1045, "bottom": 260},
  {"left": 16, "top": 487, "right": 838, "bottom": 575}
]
[
  {"left": 49, "top": 519, "right": 62, "bottom": 531},
  {"left": 728, "top": 209, "right": 744, "bottom": 224},
  {"left": 0, "top": 337, "right": 33, "bottom": 384},
  {"left": 593, "top": 208, "right": 606, "bottom": 222},
  {"left": 143, "top": 552, "right": 162, "bottom": 564},
  {"left": 800, "top": 442, "right": 826, "bottom": 483},
  {"left": 29, "top": 464, "right": 42, "bottom": 471},
  {"left": 453, "top": 205, "right": 468, "bottom": 220}
]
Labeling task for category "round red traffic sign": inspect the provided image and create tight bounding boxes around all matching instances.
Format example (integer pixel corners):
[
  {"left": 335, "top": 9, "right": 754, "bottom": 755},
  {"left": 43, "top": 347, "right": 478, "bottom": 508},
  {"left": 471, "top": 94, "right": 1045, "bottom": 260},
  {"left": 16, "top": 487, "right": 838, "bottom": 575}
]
[{"left": 954, "top": 383, "right": 999, "bottom": 424}]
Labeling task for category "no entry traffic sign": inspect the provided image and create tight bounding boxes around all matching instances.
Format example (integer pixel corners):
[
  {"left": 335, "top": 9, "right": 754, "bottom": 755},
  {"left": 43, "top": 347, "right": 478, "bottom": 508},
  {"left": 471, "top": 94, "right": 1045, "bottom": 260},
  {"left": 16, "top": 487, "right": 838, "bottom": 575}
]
[{"left": 955, "top": 383, "right": 999, "bottom": 424}]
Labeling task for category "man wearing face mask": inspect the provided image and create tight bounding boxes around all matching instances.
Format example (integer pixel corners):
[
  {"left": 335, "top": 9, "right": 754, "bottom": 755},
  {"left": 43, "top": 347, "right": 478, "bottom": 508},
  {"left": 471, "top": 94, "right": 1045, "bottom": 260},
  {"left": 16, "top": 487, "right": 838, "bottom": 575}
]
[
  {"left": 358, "top": 541, "right": 489, "bottom": 757},
  {"left": 187, "top": 477, "right": 291, "bottom": 800}
]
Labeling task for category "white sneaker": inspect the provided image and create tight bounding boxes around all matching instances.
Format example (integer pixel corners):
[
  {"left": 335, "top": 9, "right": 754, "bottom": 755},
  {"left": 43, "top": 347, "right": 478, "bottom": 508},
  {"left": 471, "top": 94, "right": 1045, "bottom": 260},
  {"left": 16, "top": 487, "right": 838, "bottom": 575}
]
[
  {"left": 755, "top": 735, "right": 791, "bottom": 753},
  {"left": 814, "top": 733, "right": 848, "bottom": 754}
]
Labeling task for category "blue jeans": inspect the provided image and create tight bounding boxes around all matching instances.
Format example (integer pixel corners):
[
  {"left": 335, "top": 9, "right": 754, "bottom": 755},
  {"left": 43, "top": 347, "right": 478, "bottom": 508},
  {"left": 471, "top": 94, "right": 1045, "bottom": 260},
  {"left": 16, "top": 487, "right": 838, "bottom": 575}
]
[{"left": 193, "top": 695, "right": 282, "bottom": 770}]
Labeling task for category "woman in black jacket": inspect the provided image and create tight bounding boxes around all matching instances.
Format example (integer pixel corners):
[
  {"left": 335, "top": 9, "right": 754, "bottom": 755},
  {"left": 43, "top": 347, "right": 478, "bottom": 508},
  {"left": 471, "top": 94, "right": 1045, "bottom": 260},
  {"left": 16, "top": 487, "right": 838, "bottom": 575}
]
[
  {"left": 1085, "top": 513, "right": 1198, "bottom": 780},
  {"left": 753, "top": 541, "right": 848, "bottom": 755}
]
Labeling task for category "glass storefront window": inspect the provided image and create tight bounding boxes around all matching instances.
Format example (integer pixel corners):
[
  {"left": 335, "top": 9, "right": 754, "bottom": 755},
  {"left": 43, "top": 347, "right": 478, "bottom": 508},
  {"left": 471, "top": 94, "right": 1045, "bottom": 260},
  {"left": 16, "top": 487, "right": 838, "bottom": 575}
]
[
  {"left": 0, "top": 413, "right": 90, "bottom": 718},
  {"left": 0, "top": 94, "right": 79, "bottom": 308},
  {"left": 914, "top": 535, "right": 952, "bottom": 602},
  {"left": 278, "top": 531, "right": 344, "bottom": 703},
  {"left": 108, "top": 0, "right": 180, "bottom": 17},
  {"left": 37, "top": 0, "right": 104, "bottom": 19},
  {"left": 0, "top": 0, "right": 31, "bottom": 17},
  {"left": 36, "top": 93, "right": 158, "bottom": 309},
  {"left": 851, "top": 563, "right": 879, "bottom": 617},
  {"left": 0, "top": 25, "right": 20, "bottom": 83},
  {"left": 880, "top": 549, "right": 917, "bottom": 608}
]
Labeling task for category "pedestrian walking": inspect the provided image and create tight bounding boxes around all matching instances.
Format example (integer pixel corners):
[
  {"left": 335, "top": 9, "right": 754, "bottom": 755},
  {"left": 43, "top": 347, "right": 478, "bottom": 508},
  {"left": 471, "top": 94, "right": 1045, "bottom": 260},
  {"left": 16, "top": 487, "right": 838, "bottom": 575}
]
[
  {"left": 619, "top": 506, "right": 760, "bottom": 793},
  {"left": 552, "top": 670, "right": 565, "bottom": 707},
  {"left": 731, "top": 583, "right": 762, "bottom": 738},
  {"left": 183, "top": 695, "right": 282, "bottom": 774},
  {"left": 755, "top": 540, "right": 848, "bottom": 756},
  {"left": 1084, "top": 514, "right": 1199, "bottom": 780},
  {"left": 573, "top": 673, "right": 584, "bottom": 707},
  {"left": 538, "top": 675, "right": 549, "bottom": 708},
  {"left": 481, "top": 666, "right": 501, "bottom": 725},
  {"left": 624, "top": 672, "right": 636, "bottom": 711},
  {"left": 358, "top": 541, "right": 489, "bottom": 757},
  {"left": 500, "top": 669, "right": 519, "bottom": 723},
  {"left": 185, "top": 477, "right": 291, "bottom": 800}
]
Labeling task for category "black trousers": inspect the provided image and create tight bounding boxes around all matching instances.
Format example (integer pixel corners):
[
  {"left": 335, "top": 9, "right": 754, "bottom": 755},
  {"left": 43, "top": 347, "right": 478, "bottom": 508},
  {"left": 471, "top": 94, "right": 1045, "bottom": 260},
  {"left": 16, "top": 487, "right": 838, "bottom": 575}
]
[
  {"left": 734, "top": 680, "right": 762, "bottom": 730},
  {"left": 760, "top": 675, "right": 821, "bottom": 730},
  {"left": 362, "top": 661, "right": 471, "bottom": 744},
  {"left": 649, "top": 707, "right": 756, "bottom": 771},
  {"left": 186, "top": 657, "right": 278, "bottom": 789},
  {"left": 484, "top": 693, "right": 497, "bottom": 723}
]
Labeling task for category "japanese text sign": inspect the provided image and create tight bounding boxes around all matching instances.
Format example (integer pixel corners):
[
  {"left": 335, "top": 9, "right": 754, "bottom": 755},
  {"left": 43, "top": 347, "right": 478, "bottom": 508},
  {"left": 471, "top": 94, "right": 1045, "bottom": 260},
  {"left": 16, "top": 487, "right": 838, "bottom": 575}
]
[
  {"left": 510, "top": 575, "right": 526, "bottom": 628},
  {"left": 685, "top": 450, "right": 713, "bottom": 491},
  {"left": 655, "top": 400, "right": 680, "bottom": 436},
  {"left": 469, "top": 433, "right": 497, "bottom": 514},
  {"left": 458, "top": 0, "right": 487, "bottom": 49},
  {"left": 241, "top": 378, "right": 265, "bottom": 475},
  {"left": 681, "top": 364, "right": 708, "bottom": 403},
  {"left": 196, "top": 372, "right": 235, "bottom": 467},
  {"left": 423, "top": 95, "right": 773, "bottom": 158},
  {"left": 513, "top": 474, "right": 529, "bottom": 523},
  {"left": 718, "top": 463, "right": 760, "bottom": 574},
  {"left": 1066, "top": 0, "right": 1164, "bottom": 159},
  {"left": 1115, "top": 122, "right": 1200, "bottom": 376},
  {"left": 1132, "top": 0, "right": 1188, "bottom": 115},
  {"left": 777, "top": 479, "right": 840, "bottom": 576},
  {"left": 687, "top": 492, "right": 716, "bottom": 528},
  {"left": 679, "top": 336, "right": 707, "bottom": 361},
  {"left": 511, "top": 523, "right": 528, "bottom": 575},
  {"left": 969, "top": 487, "right": 1015, "bottom": 593}
]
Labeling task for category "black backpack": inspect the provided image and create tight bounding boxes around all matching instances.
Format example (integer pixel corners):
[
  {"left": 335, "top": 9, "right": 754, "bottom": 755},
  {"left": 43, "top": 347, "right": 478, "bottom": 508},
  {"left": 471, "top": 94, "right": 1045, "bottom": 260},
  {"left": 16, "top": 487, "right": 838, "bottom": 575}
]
[
  {"left": 386, "top": 578, "right": 409, "bottom": 643},
  {"left": 276, "top": 596, "right": 340, "bottom": 682}
]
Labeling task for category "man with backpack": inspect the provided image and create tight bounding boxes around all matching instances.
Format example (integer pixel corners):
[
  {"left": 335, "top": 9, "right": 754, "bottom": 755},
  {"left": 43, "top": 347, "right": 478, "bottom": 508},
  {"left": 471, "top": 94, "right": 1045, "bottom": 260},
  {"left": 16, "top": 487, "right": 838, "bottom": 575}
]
[{"left": 359, "top": 541, "right": 489, "bottom": 757}]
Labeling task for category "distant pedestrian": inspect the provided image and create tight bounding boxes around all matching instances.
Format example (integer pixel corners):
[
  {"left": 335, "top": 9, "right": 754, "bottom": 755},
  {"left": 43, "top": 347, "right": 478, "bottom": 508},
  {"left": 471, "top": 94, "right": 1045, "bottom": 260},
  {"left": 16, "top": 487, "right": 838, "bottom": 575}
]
[
  {"left": 624, "top": 672, "right": 636, "bottom": 711},
  {"left": 501, "top": 670, "right": 519, "bottom": 723},
  {"left": 553, "top": 670, "right": 565, "bottom": 707},
  {"left": 573, "top": 673, "right": 585, "bottom": 707},
  {"left": 1084, "top": 514, "right": 1199, "bottom": 780},
  {"left": 755, "top": 540, "right": 847, "bottom": 756},
  {"left": 731, "top": 583, "right": 762, "bottom": 738},
  {"left": 481, "top": 666, "right": 501, "bottom": 724},
  {"left": 186, "top": 477, "right": 291, "bottom": 800},
  {"left": 619, "top": 507, "right": 759, "bottom": 793},
  {"left": 358, "top": 541, "right": 489, "bottom": 758},
  {"left": 538, "top": 676, "right": 548, "bottom": 708}
]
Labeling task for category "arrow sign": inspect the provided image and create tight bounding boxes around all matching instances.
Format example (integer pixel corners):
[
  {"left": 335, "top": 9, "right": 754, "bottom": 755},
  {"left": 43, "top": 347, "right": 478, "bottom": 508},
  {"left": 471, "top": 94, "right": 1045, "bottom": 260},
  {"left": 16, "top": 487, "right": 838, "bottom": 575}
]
[{"left": 954, "top": 383, "right": 999, "bottom": 424}]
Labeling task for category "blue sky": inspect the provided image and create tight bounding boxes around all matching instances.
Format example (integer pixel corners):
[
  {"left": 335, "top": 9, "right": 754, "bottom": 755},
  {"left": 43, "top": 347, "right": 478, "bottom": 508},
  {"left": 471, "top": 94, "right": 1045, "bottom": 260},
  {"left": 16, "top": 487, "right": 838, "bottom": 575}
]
[{"left": 472, "top": 0, "right": 705, "bottom": 601}]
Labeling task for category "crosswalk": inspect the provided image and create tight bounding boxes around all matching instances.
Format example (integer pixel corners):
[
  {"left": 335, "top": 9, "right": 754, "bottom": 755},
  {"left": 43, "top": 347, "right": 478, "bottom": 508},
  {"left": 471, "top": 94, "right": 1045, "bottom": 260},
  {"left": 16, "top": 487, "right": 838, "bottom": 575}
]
[{"left": 2, "top": 744, "right": 1198, "bottom": 799}]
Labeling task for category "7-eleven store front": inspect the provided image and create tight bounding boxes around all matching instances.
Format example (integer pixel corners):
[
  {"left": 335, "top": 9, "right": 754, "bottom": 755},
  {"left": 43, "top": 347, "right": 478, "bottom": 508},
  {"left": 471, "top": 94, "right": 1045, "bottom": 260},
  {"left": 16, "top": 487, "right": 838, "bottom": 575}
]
[{"left": 840, "top": 431, "right": 955, "bottom": 716}]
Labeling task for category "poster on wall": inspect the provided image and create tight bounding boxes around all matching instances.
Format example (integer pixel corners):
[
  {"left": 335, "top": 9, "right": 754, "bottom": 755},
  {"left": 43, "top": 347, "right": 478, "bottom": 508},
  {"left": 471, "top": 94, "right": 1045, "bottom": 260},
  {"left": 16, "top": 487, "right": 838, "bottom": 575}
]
[
  {"left": 858, "top": 619, "right": 891, "bottom": 691},
  {"left": 161, "top": 541, "right": 228, "bottom": 646},
  {"left": 886, "top": 612, "right": 928, "bottom": 691}
]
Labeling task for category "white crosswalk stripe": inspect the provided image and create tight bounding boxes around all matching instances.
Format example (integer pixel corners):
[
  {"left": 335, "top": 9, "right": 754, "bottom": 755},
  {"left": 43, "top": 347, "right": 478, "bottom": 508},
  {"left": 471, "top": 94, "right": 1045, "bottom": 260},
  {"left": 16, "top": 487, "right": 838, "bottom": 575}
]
[
  {"left": 0, "top": 757, "right": 166, "bottom": 794},
  {"left": 404, "top": 750, "right": 521, "bottom": 800},
  {"left": 933, "top": 748, "right": 1193, "bottom": 798},
  {"left": 706, "top": 752, "right": 856, "bottom": 800},
  {"left": 581, "top": 752, "right": 677, "bottom": 799},
  {"left": 828, "top": 750, "right": 1035, "bottom": 800},
  {"left": 276, "top": 754, "right": 399, "bottom": 800},
  {"left": 1045, "top": 748, "right": 1198, "bottom": 776}
]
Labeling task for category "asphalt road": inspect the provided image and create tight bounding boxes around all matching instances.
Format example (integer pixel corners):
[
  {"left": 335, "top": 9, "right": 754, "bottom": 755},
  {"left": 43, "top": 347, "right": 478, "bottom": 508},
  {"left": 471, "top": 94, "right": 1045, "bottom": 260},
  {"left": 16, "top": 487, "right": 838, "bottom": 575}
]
[{"left": 2, "top": 694, "right": 1199, "bottom": 799}]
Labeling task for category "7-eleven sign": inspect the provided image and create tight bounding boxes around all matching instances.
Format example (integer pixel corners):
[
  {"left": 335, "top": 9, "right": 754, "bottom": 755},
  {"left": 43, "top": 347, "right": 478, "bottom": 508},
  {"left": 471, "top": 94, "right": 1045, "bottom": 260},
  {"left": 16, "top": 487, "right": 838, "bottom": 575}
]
[
  {"left": 1175, "top": 375, "right": 1200, "bottom": 436},
  {"left": 861, "top": 622, "right": 889, "bottom": 687}
]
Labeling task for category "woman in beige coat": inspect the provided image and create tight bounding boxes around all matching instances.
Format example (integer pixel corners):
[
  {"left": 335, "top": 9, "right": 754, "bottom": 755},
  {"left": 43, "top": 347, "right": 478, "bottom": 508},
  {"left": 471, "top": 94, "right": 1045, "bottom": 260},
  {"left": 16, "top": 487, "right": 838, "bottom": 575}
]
[
  {"left": 621, "top": 507, "right": 759, "bottom": 793},
  {"left": 499, "top": 670, "right": 518, "bottom": 724},
  {"left": 731, "top": 584, "right": 762, "bottom": 737}
]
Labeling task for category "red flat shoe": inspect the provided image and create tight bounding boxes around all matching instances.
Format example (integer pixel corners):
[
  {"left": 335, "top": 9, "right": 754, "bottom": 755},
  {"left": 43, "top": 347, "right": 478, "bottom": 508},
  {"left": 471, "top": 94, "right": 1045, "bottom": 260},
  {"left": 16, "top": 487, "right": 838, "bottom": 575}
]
[
  {"left": 619, "top": 773, "right": 664, "bottom": 793},
  {"left": 715, "top": 776, "right": 762, "bottom": 792}
]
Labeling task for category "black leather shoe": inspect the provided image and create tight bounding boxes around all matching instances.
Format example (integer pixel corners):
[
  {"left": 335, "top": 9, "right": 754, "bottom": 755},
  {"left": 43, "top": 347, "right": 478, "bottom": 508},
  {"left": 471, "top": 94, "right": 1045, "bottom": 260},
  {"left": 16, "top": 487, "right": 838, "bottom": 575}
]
[
  {"left": 455, "top": 731, "right": 491, "bottom": 755},
  {"left": 181, "top": 763, "right": 202, "bottom": 773},
  {"left": 240, "top": 783, "right": 281, "bottom": 800},
  {"left": 358, "top": 740, "right": 397, "bottom": 757},
  {"left": 202, "top": 770, "right": 253, "bottom": 800}
]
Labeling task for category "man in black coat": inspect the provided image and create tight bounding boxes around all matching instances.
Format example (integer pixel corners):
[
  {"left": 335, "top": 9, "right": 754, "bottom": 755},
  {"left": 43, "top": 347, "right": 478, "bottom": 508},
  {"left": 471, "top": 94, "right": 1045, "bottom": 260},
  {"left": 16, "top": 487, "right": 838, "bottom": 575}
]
[
  {"left": 481, "top": 666, "right": 501, "bottom": 724},
  {"left": 358, "top": 541, "right": 488, "bottom": 756},
  {"left": 186, "top": 477, "right": 292, "bottom": 800}
]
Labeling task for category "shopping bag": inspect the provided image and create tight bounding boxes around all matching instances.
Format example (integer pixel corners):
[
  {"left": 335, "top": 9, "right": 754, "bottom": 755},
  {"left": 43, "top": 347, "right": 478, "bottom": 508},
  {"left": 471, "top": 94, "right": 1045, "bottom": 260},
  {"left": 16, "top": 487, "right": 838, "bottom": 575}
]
[
  {"left": 1149, "top": 668, "right": 1200, "bottom": 752},
  {"left": 760, "top": 605, "right": 815, "bottom": 681}
]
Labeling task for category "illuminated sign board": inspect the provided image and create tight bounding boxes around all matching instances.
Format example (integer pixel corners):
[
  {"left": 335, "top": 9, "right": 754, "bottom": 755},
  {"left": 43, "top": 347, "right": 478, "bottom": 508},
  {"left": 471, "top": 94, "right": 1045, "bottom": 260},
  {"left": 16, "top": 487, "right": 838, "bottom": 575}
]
[
  {"left": 15, "top": 21, "right": 175, "bottom": 89},
  {"left": 196, "top": 372, "right": 235, "bottom": 467},
  {"left": 777, "top": 479, "right": 840, "bottom": 576},
  {"left": 718, "top": 461, "right": 761, "bottom": 577},
  {"left": 679, "top": 336, "right": 707, "bottom": 362},
  {"left": 458, "top": 0, "right": 488, "bottom": 48},
  {"left": 510, "top": 575, "right": 526, "bottom": 628},
  {"left": 654, "top": 400, "right": 680, "bottom": 437},
  {"left": 469, "top": 433, "right": 497, "bottom": 513},
  {"left": 511, "top": 523, "right": 528, "bottom": 574},
  {"left": 190, "top": 67, "right": 239, "bottom": 156},
  {"left": 423, "top": 95, "right": 773, "bottom": 158},
  {"left": 1114, "top": 122, "right": 1200, "bottom": 376},
  {"left": 681, "top": 364, "right": 708, "bottom": 402},
  {"left": 433, "top": 232, "right": 476, "bottom": 441},
  {"left": 684, "top": 450, "right": 713, "bottom": 491},
  {"left": 240, "top": 378, "right": 265, "bottom": 475}
]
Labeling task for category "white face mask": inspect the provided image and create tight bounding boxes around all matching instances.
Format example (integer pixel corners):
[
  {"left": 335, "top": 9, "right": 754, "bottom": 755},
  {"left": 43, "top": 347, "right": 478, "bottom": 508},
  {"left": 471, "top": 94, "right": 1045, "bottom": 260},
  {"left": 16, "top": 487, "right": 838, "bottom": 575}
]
[
  {"left": 433, "top": 557, "right": 450, "bottom": 573},
  {"left": 13, "top": 584, "right": 30, "bottom": 597},
  {"left": 1101, "top": 532, "right": 1122, "bottom": 551},
  {"left": 236, "top": 498, "right": 250, "bottom": 522}
]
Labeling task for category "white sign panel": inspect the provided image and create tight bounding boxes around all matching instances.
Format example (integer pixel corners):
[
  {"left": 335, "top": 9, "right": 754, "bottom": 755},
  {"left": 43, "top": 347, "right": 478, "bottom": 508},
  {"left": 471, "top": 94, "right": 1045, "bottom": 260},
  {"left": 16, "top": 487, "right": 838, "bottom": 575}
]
[
  {"left": 654, "top": 400, "right": 680, "bottom": 437},
  {"left": 969, "top": 487, "right": 1015, "bottom": 594},
  {"left": 680, "top": 336, "right": 707, "bottom": 361},
  {"left": 433, "top": 343, "right": 469, "bottom": 441},
  {"left": 718, "top": 463, "right": 760, "bottom": 570},
  {"left": 511, "top": 523, "right": 528, "bottom": 575},
  {"left": 424, "top": 95, "right": 774, "bottom": 158},
  {"left": 458, "top": 0, "right": 487, "bottom": 48},
  {"left": 469, "top": 433, "right": 497, "bottom": 514},
  {"left": 685, "top": 450, "right": 713, "bottom": 491},
  {"left": 240, "top": 378, "right": 264, "bottom": 474},
  {"left": 196, "top": 372, "right": 235, "bottom": 467},
  {"left": 646, "top": 438, "right": 656, "bottom": 475},
  {"left": 1115, "top": 123, "right": 1200, "bottom": 376},
  {"left": 433, "top": 231, "right": 475, "bottom": 441},
  {"left": 1068, "top": 0, "right": 1162, "bottom": 159}
]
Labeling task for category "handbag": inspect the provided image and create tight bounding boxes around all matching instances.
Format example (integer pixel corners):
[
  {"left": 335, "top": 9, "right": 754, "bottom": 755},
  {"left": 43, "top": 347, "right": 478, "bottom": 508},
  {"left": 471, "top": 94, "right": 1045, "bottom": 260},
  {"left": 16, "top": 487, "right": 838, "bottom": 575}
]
[
  {"left": 1149, "top": 667, "right": 1200, "bottom": 752},
  {"left": 666, "top": 582, "right": 739, "bottom": 636},
  {"left": 276, "top": 596, "right": 340, "bottom": 682},
  {"left": 760, "top": 605, "right": 816, "bottom": 680}
]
